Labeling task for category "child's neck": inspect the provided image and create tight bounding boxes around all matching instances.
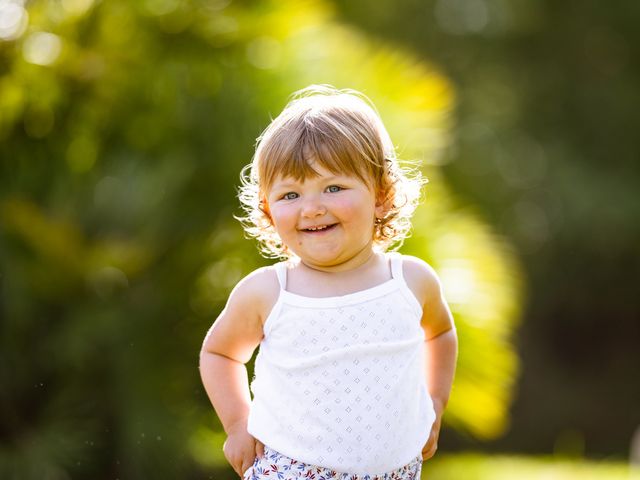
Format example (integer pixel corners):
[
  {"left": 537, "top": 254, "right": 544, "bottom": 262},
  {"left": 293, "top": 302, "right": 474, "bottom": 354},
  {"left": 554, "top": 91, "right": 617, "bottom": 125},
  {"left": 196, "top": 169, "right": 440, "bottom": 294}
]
[
  {"left": 288, "top": 249, "right": 390, "bottom": 298},
  {"left": 298, "top": 245, "right": 377, "bottom": 275}
]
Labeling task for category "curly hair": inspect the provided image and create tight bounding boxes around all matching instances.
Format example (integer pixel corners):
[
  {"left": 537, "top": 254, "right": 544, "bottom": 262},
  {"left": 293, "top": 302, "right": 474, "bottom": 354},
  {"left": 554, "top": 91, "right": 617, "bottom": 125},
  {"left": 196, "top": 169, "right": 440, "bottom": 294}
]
[{"left": 237, "top": 85, "right": 425, "bottom": 259}]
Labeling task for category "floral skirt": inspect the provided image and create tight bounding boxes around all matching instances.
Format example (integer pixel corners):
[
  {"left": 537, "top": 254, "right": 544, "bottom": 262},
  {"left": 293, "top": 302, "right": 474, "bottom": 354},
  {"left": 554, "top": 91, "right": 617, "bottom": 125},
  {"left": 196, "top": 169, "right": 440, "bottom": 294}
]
[{"left": 243, "top": 444, "right": 423, "bottom": 480}]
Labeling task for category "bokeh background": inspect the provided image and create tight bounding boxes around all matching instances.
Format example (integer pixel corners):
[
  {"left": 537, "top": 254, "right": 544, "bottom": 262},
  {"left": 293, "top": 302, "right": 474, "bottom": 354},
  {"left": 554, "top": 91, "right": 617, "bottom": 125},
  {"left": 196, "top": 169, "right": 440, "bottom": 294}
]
[{"left": 1, "top": 0, "right": 639, "bottom": 479}]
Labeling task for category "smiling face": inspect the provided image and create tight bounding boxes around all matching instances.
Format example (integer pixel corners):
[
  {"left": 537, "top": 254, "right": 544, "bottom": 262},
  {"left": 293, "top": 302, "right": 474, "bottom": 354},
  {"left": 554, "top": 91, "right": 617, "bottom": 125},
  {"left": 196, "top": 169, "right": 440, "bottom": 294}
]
[{"left": 265, "top": 164, "right": 385, "bottom": 271}]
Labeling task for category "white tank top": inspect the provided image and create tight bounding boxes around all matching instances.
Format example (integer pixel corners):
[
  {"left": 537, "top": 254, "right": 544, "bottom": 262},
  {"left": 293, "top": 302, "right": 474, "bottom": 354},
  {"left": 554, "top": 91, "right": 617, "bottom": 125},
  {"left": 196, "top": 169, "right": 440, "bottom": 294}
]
[{"left": 247, "top": 253, "right": 435, "bottom": 476}]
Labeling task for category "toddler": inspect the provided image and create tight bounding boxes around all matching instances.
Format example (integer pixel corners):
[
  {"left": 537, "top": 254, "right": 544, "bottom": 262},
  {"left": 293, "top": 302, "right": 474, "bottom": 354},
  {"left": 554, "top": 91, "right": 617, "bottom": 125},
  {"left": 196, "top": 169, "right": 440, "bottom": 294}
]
[{"left": 199, "top": 85, "right": 458, "bottom": 479}]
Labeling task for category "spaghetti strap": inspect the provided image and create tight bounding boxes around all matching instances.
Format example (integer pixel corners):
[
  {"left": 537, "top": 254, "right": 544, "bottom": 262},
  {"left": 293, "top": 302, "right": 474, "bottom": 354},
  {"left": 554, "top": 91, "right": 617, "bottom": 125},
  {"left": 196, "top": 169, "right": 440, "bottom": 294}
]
[
  {"left": 273, "top": 262, "right": 287, "bottom": 290},
  {"left": 389, "top": 252, "right": 404, "bottom": 281}
]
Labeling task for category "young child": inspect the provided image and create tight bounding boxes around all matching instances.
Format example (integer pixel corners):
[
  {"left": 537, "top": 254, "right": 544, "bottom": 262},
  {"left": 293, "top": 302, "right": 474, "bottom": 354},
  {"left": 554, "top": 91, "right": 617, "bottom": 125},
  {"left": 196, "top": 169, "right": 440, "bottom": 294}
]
[{"left": 199, "top": 85, "right": 457, "bottom": 479}]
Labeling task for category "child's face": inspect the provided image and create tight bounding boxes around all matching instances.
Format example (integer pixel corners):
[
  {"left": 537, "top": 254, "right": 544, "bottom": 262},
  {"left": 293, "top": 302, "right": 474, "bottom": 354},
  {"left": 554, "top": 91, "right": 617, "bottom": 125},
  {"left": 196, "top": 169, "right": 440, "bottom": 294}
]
[{"left": 265, "top": 164, "right": 384, "bottom": 269}]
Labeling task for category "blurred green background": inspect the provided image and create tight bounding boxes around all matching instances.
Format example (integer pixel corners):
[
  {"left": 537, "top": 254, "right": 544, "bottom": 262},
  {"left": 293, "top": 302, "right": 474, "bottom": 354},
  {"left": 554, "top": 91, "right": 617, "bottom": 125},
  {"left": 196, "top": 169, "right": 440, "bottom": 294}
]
[{"left": 1, "top": 0, "right": 638, "bottom": 479}]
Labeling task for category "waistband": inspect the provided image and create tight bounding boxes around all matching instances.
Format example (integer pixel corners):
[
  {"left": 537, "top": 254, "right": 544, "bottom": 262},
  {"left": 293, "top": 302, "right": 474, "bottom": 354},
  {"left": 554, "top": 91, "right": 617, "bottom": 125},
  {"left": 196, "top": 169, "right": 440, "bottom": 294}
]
[{"left": 243, "top": 444, "right": 423, "bottom": 480}]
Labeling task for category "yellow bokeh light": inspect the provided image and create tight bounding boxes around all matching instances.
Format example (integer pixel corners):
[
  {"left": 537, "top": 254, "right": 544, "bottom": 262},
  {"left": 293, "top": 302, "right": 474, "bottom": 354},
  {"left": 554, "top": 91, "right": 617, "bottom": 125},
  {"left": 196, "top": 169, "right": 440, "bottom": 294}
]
[
  {"left": 22, "top": 31, "right": 62, "bottom": 66},
  {"left": 61, "top": 0, "right": 95, "bottom": 17}
]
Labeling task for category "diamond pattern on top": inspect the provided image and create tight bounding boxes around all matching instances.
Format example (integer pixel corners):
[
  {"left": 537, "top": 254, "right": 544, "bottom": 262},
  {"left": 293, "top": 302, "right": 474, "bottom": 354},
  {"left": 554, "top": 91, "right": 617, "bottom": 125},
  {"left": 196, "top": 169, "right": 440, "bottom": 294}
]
[{"left": 247, "top": 256, "right": 435, "bottom": 475}]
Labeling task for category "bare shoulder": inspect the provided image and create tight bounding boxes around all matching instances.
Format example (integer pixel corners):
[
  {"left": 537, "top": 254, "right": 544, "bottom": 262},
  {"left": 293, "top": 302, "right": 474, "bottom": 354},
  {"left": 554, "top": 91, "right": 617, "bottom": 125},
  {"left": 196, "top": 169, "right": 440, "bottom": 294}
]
[
  {"left": 400, "top": 254, "right": 454, "bottom": 339},
  {"left": 400, "top": 254, "right": 443, "bottom": 306},
  {"left": 229, "top": 264, "right": 281, "bottom": 321},
  {"left": 200, "top": 264, "right": 281, "bottom": 364}
]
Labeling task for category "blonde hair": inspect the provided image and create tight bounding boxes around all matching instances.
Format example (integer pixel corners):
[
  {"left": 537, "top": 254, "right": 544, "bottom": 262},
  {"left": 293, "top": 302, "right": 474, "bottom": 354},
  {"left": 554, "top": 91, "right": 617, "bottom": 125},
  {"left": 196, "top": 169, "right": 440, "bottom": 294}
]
[{"left": 237, "top": 85, "right": 425, "bottom": 259}]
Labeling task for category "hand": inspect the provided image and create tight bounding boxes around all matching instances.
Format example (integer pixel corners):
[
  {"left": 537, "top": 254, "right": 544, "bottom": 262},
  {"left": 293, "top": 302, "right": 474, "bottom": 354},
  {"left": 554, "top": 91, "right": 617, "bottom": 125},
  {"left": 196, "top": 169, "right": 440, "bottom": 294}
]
[
  {"left": 421, "top": 415, "right": 442, "bottom": 461},
  {"left": 223, "top": 422, "right": 265, "bottom": 478}
]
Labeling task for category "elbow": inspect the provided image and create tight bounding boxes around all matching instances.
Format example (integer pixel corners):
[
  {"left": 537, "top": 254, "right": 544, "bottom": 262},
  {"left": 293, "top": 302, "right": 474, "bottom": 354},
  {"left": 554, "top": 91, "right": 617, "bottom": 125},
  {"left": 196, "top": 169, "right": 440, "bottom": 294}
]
[
  {"left": 198, "top": 349, "right": 207, "bottom": 371},
  {"left": 425, "top": 326, "right": 456, "bottom": 342},
  {"left": 199, "top": 348, "right": 246, "bottom": 366},
  {"left": 198, "top": 346, "right": 217, "bottom": 370}
]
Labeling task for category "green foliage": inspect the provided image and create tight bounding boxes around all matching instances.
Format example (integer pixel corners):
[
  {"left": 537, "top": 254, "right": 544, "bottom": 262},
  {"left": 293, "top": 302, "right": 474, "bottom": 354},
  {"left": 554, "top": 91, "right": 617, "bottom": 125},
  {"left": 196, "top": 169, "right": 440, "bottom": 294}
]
[{"left": 0, "top": 0, "right": 521, "bottom": 477}]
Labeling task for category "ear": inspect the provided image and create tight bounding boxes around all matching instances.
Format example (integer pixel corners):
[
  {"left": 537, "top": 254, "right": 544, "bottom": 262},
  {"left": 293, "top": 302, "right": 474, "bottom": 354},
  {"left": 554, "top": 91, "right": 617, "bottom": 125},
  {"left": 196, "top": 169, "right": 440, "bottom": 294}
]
[
  {"left": 375, "top": 188, "right": 392, "bottom": 221},
  {"left": 259, "top": 196, "right": 274, "bottom": 224}
]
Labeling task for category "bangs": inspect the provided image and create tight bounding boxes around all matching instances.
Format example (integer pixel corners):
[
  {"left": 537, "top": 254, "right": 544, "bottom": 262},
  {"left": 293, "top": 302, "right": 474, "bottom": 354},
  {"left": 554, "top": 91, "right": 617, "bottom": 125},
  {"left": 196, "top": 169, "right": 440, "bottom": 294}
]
[{"left": 257, "top": 110, "right": 383, "bottom": 194}]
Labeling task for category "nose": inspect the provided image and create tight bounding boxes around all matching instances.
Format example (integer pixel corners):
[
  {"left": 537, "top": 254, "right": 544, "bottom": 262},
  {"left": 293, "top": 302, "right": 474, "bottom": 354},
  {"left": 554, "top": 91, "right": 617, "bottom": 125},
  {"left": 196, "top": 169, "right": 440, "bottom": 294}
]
[{"left": 300, "top": 195, "right": 326, "bottom": 218}]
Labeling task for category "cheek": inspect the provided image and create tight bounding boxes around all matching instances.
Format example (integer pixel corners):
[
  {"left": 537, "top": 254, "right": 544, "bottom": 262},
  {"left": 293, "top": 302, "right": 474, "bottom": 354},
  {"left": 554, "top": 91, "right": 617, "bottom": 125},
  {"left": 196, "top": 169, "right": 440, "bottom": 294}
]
[
  {"left": 269, "top": 205, "right": 297, "bottom": 231},
  {"left": 334, "top": 197, "right": 375, "bottom": 222}
]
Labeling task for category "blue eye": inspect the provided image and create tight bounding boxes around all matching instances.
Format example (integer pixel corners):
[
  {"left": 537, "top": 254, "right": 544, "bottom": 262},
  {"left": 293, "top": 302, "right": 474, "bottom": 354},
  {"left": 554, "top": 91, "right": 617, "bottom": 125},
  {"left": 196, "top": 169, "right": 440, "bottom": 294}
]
[
  {"left": 283, "top": 192, "right": 299, "bottom": 200},
  {"left": 326, "top": 185, "right": 342, "bottom": 193}
]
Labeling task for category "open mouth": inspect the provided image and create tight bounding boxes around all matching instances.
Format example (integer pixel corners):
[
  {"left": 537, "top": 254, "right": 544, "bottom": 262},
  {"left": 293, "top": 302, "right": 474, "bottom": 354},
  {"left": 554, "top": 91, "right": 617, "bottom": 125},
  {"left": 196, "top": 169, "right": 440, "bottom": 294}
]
[{"left": 301, "top": 223, "right": 337, "bottom": 233}]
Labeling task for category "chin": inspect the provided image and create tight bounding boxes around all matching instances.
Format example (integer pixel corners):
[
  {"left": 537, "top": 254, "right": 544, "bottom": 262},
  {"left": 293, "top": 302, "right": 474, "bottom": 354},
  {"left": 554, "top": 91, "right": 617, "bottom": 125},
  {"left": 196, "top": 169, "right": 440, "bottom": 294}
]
[
  {"left": 299, "top": 251, "right": 343, "bottom": 267},
  {"left": 305, "top": 255, "right": 340, "bottom": 265}
]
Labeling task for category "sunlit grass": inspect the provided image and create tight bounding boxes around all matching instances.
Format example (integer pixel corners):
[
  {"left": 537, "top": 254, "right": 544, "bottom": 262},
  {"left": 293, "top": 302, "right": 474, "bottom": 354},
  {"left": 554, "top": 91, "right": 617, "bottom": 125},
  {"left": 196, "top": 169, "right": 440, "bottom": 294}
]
[{"left": 423, "top": 453, "right": 640, "bottom": 480}]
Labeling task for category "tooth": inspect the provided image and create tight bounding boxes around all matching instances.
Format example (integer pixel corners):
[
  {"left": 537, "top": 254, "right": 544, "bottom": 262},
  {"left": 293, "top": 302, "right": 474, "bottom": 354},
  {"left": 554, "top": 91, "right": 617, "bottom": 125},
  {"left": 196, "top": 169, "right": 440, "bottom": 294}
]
[{"left": 306, "top": 225, "right": 329, "bottom": 231}]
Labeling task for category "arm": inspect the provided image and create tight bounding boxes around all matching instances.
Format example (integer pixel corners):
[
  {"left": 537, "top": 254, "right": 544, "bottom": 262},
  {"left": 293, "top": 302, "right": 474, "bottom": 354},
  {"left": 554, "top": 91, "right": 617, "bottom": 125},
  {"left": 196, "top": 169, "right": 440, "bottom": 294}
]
[
  {"left": 403, "top": 256, "right": 458, "bottom": 461},
  {"left": 199, "top": 267, "right": 277, "bottom": 477},
  {"left": 422, "top": 328, "right": 457, "bottom": 461}
]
